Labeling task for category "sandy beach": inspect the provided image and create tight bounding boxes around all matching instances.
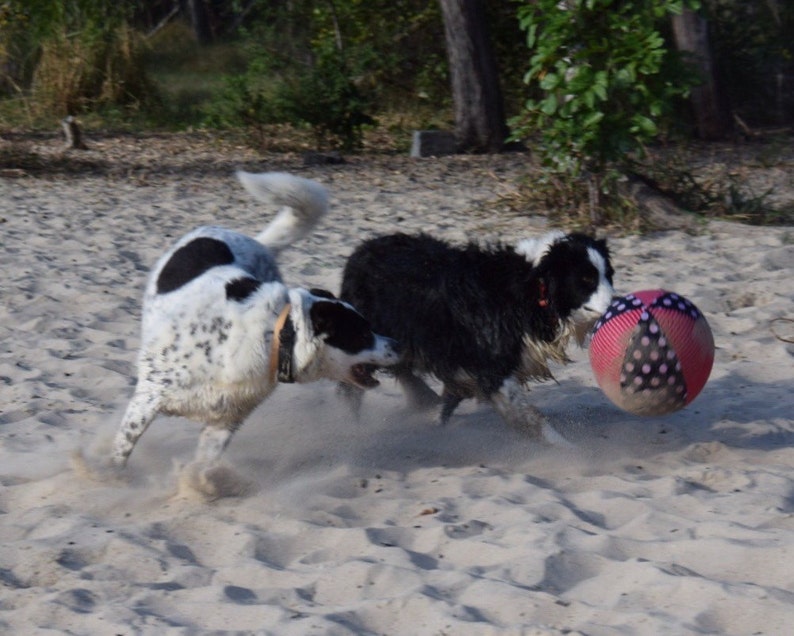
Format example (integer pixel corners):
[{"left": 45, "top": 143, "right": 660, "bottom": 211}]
[{"left": 1, "top": 132, "right": 793, "bottom": 635}]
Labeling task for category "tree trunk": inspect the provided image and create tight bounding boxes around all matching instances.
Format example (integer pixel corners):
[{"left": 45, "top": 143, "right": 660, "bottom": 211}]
[
  {"left": 184, "top": 0, "right": 213, "bottom": 45},
  {"left": 671, "top": 9, "right": 727, "bottom": 140},
  {"left": 438, "top": 0, "right": 508, "bottom": 152}
]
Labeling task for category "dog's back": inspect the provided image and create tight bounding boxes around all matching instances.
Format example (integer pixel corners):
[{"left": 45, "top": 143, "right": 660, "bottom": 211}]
[
  {"left": 341, "top": 233, "right": 537, "bottom": 395},
  {"left": 143, "top": 171, "right": 330, "bottom": 320}
]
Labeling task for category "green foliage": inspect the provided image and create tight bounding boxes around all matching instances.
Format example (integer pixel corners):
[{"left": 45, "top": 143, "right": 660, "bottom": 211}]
[
  {"left": 204, "top": 42, "right": 375, "bottom": 151},
  {"left": 297, "top": 0, "right": 447, "bottom": 107},
  {"left": 203, "top": 1, "right": 388, "bottom": 151},
  {"left": 510, "top": 0, "right": 702, "bottom": 224},
  {"left": 1, "top": 0, "right": 154, "bottom": 118},
  {"left": 512, "top": 0, "right": 699, "bottom": 176},
  {"left": 277, "top": 44, "right": 376, "bottom": 151},
  {"left": 3, "top": 0, "right": 133, "bottom": 34},
  {"left": 204, "top": 71, "right": 278, "bottom": 130}
]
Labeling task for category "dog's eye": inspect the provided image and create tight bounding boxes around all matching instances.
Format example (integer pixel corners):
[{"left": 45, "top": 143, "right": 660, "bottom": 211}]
[{"left": 582, "top": 274, "right": 597, "bottom": 287}]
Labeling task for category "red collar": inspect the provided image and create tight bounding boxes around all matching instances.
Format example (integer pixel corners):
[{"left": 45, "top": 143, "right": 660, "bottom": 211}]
[{"left": 538, "top": 280, "right": 549, "bottom": 308}]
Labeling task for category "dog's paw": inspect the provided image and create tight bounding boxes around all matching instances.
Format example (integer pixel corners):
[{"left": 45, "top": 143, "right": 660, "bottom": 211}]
[
  {"left": 519, "top": 407, "right": 575, "bottom": 448},
  {"left": 174, "top": 462, "right": 255, "bottom": 501},
  {"left": 540, "top": 421, "right": 575, "bottom": 449},
  {"left": 70, "top": 450, "right": 128, "bottom": 484}
]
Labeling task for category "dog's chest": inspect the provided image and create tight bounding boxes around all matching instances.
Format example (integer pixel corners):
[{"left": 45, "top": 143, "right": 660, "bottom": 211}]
[
  {"left": 516, "top": 330, "right": 573, "bottom": 382},
  {"left": 141, "top": 289, "right": 282, "bottom": 385},
  {"left": 146, "top": 312, "right": 276, "bottom": 423}
]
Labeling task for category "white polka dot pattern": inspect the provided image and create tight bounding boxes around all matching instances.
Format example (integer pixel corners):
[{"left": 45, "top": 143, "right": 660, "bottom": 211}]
[{"left": 590, "top": 290, "right": 714, "bottom": 416}]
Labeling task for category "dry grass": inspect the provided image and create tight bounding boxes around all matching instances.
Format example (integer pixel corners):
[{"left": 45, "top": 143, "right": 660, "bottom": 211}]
[{"left": 30, "top": 26, "right": 153, "bottom": 118}]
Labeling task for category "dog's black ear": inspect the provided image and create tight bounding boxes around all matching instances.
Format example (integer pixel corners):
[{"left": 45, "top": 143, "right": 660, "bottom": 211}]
[
  {"left": 310, "top": 300, "right": 375, "bottom": 352},
  {"left": 309, "top": 288, "right": 336, "bottom": 300},
  {"left": 309, "top": 300, "right": 342, "bottom": 336}
]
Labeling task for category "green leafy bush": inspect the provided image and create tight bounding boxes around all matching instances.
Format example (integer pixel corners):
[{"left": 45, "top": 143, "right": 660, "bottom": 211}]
[
  {"left": 510, "top": 0, "right": 701, "bottom": 222},
  {"left": 205, "top": 30, "right": 376, "bottom": 151},
  {"left": 1, "top": 0, "right": 155, "bottom": 119},
  {"left": 277, "top": 44, "right": 376, "bottom": 151},
  {"left": 203, "top": 57, "right": 283, "bottom": 129}
]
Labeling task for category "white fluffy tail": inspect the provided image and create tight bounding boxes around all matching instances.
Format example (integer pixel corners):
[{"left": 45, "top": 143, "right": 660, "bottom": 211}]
[{"left": 237, "top": 171, "right": 329, "bottom": 253}]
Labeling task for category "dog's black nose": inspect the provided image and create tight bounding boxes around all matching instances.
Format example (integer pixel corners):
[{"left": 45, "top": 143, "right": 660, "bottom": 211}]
[{"left": 389, "top": 337, "right": 401, "bottom": 355}]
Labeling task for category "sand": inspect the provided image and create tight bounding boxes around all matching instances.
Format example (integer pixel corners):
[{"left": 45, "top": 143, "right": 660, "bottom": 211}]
[{"left": 1, "top": 133, "right": 793, "bottom": 635}]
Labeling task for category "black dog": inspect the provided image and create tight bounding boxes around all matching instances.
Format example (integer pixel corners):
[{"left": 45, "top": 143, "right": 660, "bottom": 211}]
[{"left": 339, "top": 231, "right": 614, "bottom": 441}]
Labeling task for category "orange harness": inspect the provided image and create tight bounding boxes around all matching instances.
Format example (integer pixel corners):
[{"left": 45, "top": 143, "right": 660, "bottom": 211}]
[{"left": 269, "top": 304, "right": 296, "bottom": 383}]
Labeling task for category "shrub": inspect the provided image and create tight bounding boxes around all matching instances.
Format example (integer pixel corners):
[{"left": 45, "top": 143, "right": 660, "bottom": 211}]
[
  {"left": 205, "top": 39, "right": 375, "bottom": 152},
  {"left": 31, "top": 25, "right": 155, "bottom": 117},
  {"left": 1, "top": 0, "right": 156, "bottom": 120},
  {"left": 277, "top": 44, "right": 376, "bottom": 151},
  {"left": 510, "top": 0, "right": 701, "bottom": 224}
]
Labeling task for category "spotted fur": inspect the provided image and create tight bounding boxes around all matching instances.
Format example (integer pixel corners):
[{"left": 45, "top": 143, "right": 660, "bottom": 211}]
[{"left": 112, "top": 172, "right": 400, "bottom": 468}]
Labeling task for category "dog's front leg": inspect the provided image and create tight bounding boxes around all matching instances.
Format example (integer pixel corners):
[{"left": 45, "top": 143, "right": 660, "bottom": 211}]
[
  {"left": 395, "top": 368, "right": 441, "bottom": 410},
  {"left": 112, "top": 387, "right": 160, "bottom": 467},
  {"left": 337, "top": 382, "right": 364, "bottom": 419},
  {"left": 491, "top": 377, "right": 572, "bottom": 447},
  {"left": 437, "top": 389, "right": 463, "bottom": 425}
]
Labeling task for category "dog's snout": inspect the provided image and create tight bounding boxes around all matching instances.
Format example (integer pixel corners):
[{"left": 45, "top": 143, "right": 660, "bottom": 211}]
[
  {"left": 378, "top": 335, "right": 401, "bottom": 359},
  {"left": 387, "top": 337, "right": 401, "bottom": 356}
]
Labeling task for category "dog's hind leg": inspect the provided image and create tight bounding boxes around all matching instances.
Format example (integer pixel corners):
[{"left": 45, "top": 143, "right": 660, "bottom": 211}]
[{"left": 112, "top": 387, "right": 161, "bottom": 467}]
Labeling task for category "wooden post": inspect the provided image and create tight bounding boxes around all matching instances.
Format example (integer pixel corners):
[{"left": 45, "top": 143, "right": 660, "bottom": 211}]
[{"left": 61, "top": 116, "right": 88, "bottom": 150}]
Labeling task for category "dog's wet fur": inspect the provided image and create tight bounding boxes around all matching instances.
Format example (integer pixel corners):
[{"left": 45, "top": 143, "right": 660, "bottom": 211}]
[{"left": 339, "top": 231, "right": 614, "bottom": 442}]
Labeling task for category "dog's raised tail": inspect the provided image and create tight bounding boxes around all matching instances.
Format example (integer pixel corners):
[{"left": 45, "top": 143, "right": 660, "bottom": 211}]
[{"left": 237, "top": 171, "right": 329, "bottom": 253}]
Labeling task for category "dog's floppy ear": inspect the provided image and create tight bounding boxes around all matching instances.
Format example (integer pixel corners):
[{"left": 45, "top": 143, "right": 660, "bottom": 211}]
[
  {"left": 309, "top": 299, "right": 343, "bottom": 336},
  {"left": 309, "top": 300, "right": 375, "bottom": 352},
  {"left": 309, "top": 288, "right": 336, "bottom": 300}
]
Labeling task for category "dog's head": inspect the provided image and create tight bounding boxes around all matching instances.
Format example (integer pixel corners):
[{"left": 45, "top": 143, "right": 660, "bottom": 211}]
[
  {"left": 279, "top": 288, "right": 400, "bottom": 387},
  {"left": 518, "top": 232, "right": 615, "bottom": 341}
]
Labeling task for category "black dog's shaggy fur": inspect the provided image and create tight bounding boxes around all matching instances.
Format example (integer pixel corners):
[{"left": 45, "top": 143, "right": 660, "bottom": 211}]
[{"left": 339, "top": 232, "right": 615, "bottom": 438}]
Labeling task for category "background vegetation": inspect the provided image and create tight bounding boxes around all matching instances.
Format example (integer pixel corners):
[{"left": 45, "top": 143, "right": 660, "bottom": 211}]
[{"left": 1, "top": 0, "right": 792, "bottom": 225}]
